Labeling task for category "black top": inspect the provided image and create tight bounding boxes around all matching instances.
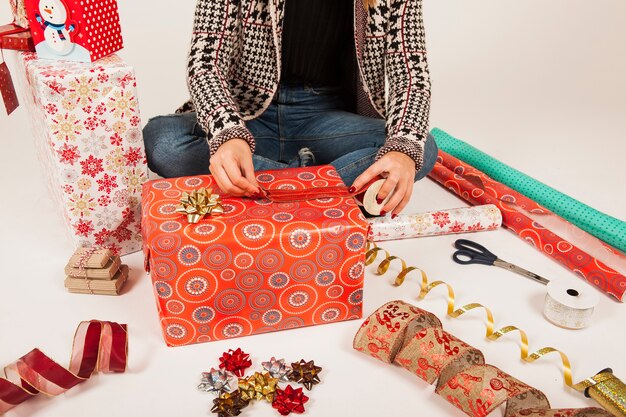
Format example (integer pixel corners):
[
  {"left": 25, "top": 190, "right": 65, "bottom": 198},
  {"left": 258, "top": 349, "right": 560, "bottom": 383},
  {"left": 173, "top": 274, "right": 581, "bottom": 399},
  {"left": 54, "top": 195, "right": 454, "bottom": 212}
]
[{"left": 281, "top": 0, "right": 356, "bottom": 93}]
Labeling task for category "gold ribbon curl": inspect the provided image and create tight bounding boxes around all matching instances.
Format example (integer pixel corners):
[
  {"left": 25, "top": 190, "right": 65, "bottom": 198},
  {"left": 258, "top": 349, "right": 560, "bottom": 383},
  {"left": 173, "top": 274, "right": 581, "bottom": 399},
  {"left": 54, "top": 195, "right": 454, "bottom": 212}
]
[
  {"left": 365, "top": 241, "right": 592, "bottom": 392},
  {"left": 176, "top": 188, "right": 224, "bottom": 224}
]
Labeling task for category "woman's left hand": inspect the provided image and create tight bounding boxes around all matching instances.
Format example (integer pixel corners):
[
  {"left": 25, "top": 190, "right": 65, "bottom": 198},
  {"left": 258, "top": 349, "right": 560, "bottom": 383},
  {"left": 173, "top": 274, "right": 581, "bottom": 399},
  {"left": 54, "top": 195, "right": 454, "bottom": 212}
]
[{"left": 350, "top": 151, "right": 416, "bottom": 217}]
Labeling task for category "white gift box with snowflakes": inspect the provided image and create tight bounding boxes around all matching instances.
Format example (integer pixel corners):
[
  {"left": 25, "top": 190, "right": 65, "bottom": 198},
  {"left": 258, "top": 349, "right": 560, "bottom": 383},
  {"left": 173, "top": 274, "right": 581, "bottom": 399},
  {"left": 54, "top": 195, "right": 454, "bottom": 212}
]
[{"left": 17, "top": 52, "right": 146, "bottom": 255}]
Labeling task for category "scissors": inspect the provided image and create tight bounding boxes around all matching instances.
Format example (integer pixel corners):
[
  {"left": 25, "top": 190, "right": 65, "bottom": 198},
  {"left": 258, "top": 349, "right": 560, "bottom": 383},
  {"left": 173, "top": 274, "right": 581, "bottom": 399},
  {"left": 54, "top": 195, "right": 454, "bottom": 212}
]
[{"left": 452, "top": 239, "right": 550, "bottom": 285}]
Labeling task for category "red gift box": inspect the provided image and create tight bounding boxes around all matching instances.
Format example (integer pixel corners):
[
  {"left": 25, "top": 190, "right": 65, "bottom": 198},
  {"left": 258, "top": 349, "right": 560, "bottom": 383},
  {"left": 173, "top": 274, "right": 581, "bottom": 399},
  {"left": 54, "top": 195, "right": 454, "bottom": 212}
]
[
  {"left": 24, "top": 0, "right": 123, "bottom": 62},
  {"left": 141, "top": 166, "right": 369, "bottom": 346},
  {"left": 0, "top": 24, "right": 35, "bottom": 51}
]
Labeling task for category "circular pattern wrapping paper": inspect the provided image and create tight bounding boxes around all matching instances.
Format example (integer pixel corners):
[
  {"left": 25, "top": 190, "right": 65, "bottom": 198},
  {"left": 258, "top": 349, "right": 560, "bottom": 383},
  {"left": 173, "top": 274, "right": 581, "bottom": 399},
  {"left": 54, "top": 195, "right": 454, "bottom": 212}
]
[
  {"left": 429, "top": 151, "right": 626, "bottom": 301},
  {"left": 141, "top": 166, "right": 369, "bottom": 346}
]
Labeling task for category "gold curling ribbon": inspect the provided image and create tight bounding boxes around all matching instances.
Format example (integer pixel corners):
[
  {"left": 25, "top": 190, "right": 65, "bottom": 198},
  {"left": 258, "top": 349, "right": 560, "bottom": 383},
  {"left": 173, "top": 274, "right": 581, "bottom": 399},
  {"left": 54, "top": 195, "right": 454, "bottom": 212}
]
[
  {"left": 365, "top": 242, "right": 626, "bottom": 416},
  {"left": 176, "top": 188, "right": 224, "bottom": 224}
]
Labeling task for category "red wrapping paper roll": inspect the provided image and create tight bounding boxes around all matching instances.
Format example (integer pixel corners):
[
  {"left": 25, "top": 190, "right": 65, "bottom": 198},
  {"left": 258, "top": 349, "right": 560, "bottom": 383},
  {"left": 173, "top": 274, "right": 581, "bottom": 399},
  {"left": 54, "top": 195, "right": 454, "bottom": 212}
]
[{"left": 429, "top": 151, "right": 626, "bottom": 301}]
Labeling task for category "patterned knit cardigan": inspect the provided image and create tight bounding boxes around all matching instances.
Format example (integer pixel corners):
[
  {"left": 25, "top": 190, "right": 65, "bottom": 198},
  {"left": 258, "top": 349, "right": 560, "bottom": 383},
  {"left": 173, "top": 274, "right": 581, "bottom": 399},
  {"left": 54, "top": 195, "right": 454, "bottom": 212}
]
[{"left": 185, "top": 0, "right": 431, "bottom": 170}]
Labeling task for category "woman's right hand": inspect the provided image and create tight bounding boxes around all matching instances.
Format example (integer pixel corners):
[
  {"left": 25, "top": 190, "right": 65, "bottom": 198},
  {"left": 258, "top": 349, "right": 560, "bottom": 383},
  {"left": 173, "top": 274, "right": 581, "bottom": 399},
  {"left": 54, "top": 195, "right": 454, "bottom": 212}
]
[{"left": 209, "top": 139, "right": 260, "bottom": 197}]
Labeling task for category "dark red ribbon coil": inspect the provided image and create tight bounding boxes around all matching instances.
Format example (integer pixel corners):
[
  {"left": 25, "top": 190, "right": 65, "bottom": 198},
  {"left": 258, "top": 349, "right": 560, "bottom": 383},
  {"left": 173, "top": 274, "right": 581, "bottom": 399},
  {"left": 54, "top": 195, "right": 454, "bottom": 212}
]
[{"left": 0, "top": 320, "right": 128, "bottom": 414}]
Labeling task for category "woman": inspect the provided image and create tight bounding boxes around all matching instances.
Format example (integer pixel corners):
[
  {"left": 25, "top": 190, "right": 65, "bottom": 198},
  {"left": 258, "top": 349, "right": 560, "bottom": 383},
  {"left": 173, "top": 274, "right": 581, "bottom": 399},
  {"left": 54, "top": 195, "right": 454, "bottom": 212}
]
[{"left": 143, "top": 0, "right": 437, "bottom": 217}]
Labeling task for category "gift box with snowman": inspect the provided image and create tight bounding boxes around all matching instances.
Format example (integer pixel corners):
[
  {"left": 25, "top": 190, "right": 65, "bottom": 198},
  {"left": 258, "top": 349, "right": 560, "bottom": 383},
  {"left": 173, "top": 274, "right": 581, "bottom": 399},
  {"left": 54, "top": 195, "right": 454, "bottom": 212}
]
[{"left": 25, "top": 0, "right": 123, "bottom": 62}]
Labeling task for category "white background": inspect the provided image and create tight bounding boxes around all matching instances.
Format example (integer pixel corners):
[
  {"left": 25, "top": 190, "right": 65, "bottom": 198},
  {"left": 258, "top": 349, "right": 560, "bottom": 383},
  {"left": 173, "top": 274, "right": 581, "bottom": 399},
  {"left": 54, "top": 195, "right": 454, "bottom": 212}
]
[{"left": 1, "top": 1, "right": 625, "bottom": 416}]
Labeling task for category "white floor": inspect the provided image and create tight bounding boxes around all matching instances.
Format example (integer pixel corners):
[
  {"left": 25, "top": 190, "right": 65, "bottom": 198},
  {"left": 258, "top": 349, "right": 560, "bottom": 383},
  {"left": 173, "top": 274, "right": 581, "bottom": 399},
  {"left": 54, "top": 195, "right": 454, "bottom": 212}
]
[{"left": 1, "top": 2, "right": 625, "bottom": 417}]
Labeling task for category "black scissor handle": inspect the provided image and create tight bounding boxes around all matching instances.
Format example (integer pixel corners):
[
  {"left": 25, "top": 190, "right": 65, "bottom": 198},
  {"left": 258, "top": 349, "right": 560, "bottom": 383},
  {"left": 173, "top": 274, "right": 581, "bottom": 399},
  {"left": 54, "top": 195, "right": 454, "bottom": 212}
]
[{"left": 452, "top": 239, "right": 498, "bottom": 266}]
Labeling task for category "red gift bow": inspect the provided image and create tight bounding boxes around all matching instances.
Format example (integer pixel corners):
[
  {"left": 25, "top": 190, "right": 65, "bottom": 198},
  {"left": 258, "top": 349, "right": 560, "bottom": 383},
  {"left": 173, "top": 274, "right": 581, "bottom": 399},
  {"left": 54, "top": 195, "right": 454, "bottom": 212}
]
[
  {"left": 428, "top": 151, "right": 626, "bottom": 302},
  {"left": 0, "top": 320, "right": 128, "bottom": 414},
  {"left": 218, "top": 348, "right": 252, "bottom": 378}
]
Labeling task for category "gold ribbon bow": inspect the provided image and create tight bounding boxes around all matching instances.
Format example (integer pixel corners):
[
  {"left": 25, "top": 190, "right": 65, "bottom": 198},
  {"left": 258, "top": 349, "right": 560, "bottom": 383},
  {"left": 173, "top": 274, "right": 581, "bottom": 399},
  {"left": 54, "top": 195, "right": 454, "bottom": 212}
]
[{"left": 176, "top": 188, "right": 224, "bottom": 224}]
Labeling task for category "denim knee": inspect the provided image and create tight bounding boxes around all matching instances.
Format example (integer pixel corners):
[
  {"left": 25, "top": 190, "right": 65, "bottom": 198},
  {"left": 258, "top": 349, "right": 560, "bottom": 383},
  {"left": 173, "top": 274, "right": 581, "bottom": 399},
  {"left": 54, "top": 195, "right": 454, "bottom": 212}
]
[
  {"left": 142, "top": 113, "right": 210, "bottom": 178},
  {"left": 143, "top": 116, "right": 166, "bottom": 152},
  {"left": 142, "top": 116, "right": 170, "bottom": 174},
  {"left": 415, "top": 133, "right": 438, "bottom": 181}
]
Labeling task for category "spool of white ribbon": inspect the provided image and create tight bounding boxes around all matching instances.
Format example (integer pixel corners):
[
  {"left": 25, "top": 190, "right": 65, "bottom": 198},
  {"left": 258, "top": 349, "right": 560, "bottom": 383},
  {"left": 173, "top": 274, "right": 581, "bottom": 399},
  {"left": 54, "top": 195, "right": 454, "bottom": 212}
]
[
  {"left": 361, "top": 179, "right": 392, "bottom": 216},
  {"left": 543, "top": 281, "right": 599, "bottom": 329}
]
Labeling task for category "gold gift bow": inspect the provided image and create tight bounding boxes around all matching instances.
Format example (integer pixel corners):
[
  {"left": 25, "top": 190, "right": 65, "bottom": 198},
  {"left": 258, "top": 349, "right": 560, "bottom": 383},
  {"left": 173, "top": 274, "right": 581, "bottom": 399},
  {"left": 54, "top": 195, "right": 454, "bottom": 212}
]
[
  {"left": 176, "top": 188, "right": 225, "bottom": 224},
  {"left": 365, "top": 242, "right": 626, "bottom": 417}
]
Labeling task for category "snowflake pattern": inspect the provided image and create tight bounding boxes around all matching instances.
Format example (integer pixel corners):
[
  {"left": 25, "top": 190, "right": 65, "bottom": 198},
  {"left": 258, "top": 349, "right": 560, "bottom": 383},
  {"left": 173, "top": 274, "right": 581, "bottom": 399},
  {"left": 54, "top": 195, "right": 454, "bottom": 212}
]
[
  {"left": 73, "top": 218, "right": 94, "bottom": 237},
  {"left": 68, "top": 192, "right": 96, "bottom": 217},
  {"left": 105, "top": 148, "right": 127, "bottom": 175},
  {"left": 113, "top": 189, "right": 130, "bottom": 207},
  {"left": 80, "top": 155, "right": 104, "bottom": 177},
  {"left": 97, "top": 173, "right": 119, "bottom": 194},
  {"left": 112, "top": 121, "right": 127, "bottom": 135},
  {"left": 127, "top": 128, "right": 142, "bottom": 143},
  {"left": 21, "top": 53, "right": 147, "bottom": 255},
  {"left": 81, "top": 133, "right": 108, "bottom": 156},
  {"left": 52, "top": 113, "right": 83, "bottom": 142},
  {"left": 40, "top": 65, "right": 68, "bottom": 77},
  {"left": 369, "top": 206, "right": 501, "bottom": 241},
  {"left": 448, "top": 221, "right": 466, "bottom": 233},
  {"left": 110, "top": 133, "right": 123, "bottom": 146},
  {"left": 77, "top": 178, "right": 92, "bottom": 191},
  {"left": 123, "top": 168, "right": 146, "bottom": 194},
  {"left": 57, "top": 143, "right": 81, "bottom": 165},
  {"left": 67, "top": 75, "right": 100, "bottom": 107},
  {"left": 432, "top": 211, "right": 451, "bottom": 228},
  {"left": 107, "top": 90, "right": 137, "bottom": 119},
  {"left": 95, "top": 207, "right": 117, "bottom": 229},
  {"left": 124, "top": 147, "right": 143, "bottom": 166}
]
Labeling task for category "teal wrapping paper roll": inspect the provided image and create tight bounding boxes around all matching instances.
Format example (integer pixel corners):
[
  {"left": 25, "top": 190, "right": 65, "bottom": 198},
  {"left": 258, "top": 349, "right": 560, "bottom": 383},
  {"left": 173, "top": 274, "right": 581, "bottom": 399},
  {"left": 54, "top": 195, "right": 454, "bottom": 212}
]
[{"left": 432, "top": 128, "right": 626, "bottom": 253}]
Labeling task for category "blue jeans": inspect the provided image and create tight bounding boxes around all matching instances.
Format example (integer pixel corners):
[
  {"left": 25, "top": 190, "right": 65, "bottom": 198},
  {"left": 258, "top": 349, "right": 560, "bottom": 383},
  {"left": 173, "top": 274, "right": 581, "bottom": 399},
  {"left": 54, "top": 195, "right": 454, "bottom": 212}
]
[{"left": 143, "top": 84, "right": 437, "bottom": 186}]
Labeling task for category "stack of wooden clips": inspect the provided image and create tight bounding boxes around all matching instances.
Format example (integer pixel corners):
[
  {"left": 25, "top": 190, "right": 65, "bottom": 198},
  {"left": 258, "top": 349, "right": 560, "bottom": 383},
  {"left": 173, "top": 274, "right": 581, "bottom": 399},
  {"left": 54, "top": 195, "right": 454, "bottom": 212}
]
[{"left": 64, "top": 248, "right": 128, "bottom": 295}]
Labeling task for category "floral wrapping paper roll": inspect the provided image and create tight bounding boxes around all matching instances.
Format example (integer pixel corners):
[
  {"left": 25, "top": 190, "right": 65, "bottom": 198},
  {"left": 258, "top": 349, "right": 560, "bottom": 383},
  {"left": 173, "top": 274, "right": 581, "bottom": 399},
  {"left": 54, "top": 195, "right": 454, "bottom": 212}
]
[
  {"left": 366, "top": 205, "right": 502, "bottom": 242},
  {"left": 17, "top": 52, "right": 146, "bottom": 255}
]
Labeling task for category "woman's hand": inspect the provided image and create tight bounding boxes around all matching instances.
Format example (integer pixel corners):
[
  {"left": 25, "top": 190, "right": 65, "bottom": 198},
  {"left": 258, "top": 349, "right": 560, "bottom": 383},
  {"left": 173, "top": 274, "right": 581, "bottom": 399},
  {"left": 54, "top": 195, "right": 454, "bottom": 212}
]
[
  {"left": 209, "top": 139, "right": 260, "bottom": 197},
  {"left": 351, "top": 151, "right": 416, "bottom": 217}
]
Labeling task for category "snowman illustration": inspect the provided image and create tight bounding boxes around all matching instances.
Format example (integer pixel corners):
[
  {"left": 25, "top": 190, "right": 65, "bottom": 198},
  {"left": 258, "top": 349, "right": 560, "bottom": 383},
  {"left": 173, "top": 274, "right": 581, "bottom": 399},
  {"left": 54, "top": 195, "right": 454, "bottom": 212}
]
[{"left": 34, "top": 0, "right": 77, "bottom": 55}]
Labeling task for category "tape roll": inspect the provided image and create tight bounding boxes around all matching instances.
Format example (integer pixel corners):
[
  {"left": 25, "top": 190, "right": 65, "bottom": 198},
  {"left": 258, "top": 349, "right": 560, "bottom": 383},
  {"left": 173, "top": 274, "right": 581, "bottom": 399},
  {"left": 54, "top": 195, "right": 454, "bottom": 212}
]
[
  {"left": 543, "top": 281, "right": 599, "bottom": 329},
  {"left": 361, "top": 179, "right": 392, "bottom": 216}
]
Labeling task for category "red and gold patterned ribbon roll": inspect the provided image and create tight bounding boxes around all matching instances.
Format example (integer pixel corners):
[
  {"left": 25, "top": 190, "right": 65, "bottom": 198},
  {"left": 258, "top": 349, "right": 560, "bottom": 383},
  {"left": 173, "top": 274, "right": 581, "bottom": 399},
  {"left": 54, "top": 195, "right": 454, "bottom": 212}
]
[{"left": 354, "top": 301, "right": 610, "bottom": 417}]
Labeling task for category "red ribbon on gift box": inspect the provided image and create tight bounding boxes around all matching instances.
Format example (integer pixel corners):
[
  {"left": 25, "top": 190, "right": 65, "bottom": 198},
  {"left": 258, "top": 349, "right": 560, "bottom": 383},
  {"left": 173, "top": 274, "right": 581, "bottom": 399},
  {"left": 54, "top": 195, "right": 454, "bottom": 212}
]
[
  {"left": 0, "top": 320, "right": 128, "bottom": 414},
  {"left": 260, "top": 177, "right": 382, "bottom": 202},
  {"left": 0, "top": 24, "right": 33, "bottom": 51}
]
